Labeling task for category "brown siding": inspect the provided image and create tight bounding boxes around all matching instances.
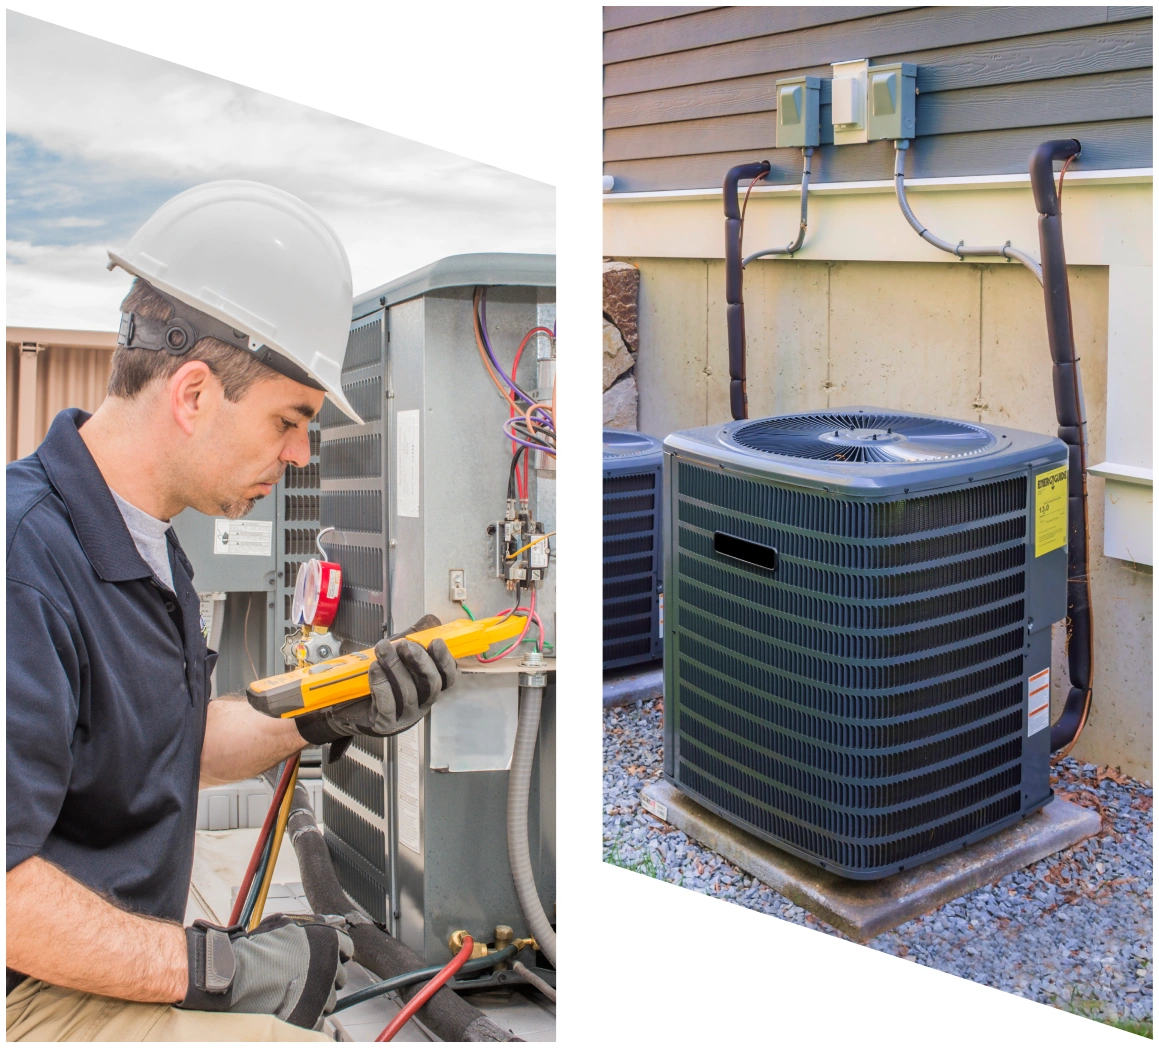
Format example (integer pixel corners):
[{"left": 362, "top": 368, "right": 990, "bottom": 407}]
[
  {"left": 5, "top": 341, "right": 113, "bottom": 463},
  {"left": 604, "top": 6, "right": 1153, "bottom": 191}
]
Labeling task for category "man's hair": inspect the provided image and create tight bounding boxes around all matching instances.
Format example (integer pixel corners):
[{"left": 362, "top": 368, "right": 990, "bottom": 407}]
[{"left": 107, "top": 278, "right": 275, "bottom": 402}]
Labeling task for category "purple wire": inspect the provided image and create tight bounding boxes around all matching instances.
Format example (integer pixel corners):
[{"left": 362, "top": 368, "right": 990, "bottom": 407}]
[
  {"left": 503, "top": 417, "right": 554, "bottom": 450},
  {"left": 479, "top": 290, "right": 539, "bottom": 407},
  {"left": 504, "top": 430, "right": 553, "bottom": 454}
]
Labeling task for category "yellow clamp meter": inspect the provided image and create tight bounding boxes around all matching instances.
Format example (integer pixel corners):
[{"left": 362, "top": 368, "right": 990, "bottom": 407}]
[{"left": 246, "top": 615, "right": 527, "bottom": 718}]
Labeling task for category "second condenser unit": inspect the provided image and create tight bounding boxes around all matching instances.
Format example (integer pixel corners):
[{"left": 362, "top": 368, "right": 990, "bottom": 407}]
[
  {"left": 603, "top": 429, "right": 664, "bottom": 669},
  {"left": 319, "top": 254, "right": 557, "bottom": 963},
  {"left": 663, "top": 409, "right": 1068, "bottom": 879}
]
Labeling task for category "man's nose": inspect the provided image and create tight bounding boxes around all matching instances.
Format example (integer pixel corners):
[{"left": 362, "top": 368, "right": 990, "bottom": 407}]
[{"left": 283, "top": 427, "right": 312, "bottom": 469}]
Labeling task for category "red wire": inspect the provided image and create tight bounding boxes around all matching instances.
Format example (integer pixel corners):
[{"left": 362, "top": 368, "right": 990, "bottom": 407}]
[
  {"left": 228, "top": 757, "right": 297, "bottom": 926},
  {"left": 476, "top": 589, "right": 538, "bottom": 663},
  {"left": 376, "top": 936, "right": 474, "bottom": 1042}
]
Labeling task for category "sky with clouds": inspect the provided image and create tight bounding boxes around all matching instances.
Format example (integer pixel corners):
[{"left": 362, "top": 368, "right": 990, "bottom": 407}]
[{"left": 6, "top": 11, "right": 555, "bottom": 331}]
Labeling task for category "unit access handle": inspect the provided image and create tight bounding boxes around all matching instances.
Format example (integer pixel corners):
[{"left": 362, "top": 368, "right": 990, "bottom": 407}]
[{"left": 714, "top": 531, "right": 778, "bottom": 572}]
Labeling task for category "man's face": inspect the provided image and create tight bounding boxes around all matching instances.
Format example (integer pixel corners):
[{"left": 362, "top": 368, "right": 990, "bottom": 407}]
[{"left": 182, "top": 373, "right": 325, "bottom": 519}]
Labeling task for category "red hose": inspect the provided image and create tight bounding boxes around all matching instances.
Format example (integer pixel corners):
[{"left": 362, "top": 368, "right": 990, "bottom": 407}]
[
  {"left": 375, "top": 936, "right": 474, "bottom": 1042},
  {"left": 227, "top": 757, "right": 297, "bottom": 926}
]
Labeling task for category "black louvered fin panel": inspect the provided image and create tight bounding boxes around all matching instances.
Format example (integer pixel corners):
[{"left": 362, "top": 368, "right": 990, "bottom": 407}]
[{"left": 604, "top": 432, "right": 665, "bottom": 670}]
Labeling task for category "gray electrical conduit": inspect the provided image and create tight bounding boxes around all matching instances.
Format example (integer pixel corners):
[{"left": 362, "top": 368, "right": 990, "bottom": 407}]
[
  {"left": 893, "top": 140, "right": 1043, "bottom": 285},
  {"left": 207, "top": 594, "right": 226, "bottom": 699},
  {"left": 278, "top": 775, "right": 519, "bottom": 1042},
  {"left": 742, "top": 147, "right": 814, "bottom": 267},
  {"left": 508, "top": 672, "right": 557, "bottom": 967}
]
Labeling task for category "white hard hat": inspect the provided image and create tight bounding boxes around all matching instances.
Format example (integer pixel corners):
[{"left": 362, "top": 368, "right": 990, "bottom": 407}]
[{"left": 108, "top": 180, "right": 363, "bottom": 424}]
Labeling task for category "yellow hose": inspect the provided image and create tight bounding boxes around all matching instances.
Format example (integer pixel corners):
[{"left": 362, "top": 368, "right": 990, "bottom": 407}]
[{"left": 248, "top": 755, "right": 300, "bottom": 929}]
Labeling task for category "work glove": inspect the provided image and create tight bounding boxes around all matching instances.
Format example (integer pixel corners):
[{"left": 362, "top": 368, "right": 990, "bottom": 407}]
[
  {"left": 178, "top": 913, "right": 353, "bottom": 1030},
  {"left": 295, "top": 615, "right": 457, "bottom": 755}
]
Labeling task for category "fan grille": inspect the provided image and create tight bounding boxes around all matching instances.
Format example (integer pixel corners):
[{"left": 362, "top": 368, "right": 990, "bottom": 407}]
[{"left": 731, "top": 412, "right": 997, "bottom": 463}]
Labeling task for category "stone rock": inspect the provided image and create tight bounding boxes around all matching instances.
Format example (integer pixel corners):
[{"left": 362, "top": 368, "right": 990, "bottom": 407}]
[
  {"left": 603, "top": 261, "right": 640, "bottom": 352},
  {"left": 603, "top": 372, "right": 638, "bottom": 430},
  {"left": 603, "top": 320, "right": 635, "bottom": 391}
]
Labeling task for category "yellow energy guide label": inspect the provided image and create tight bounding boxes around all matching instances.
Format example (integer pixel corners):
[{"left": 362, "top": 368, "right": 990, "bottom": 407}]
[{"left": 1034, "top": 466, "right": 1068, "bottom": 557}]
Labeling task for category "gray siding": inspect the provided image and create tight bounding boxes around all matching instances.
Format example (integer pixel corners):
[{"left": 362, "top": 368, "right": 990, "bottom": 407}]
[{"left": 604, "top": 6, "right": 1153, "bottom": 191}]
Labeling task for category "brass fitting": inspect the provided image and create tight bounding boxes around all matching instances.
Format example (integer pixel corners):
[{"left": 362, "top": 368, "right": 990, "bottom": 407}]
[
  {"left": 493, "top": 925, "right": 514, "bottom": 971},
  {"left": 514, "top": 937, "right": 539, "bottom": 952},
  {"left": 448, "top": 930, "right": 488, "bottom": 959}
]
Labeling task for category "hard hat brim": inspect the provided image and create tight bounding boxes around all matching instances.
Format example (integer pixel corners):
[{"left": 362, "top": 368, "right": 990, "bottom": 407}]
[{"left": 108, "top": 248, "right": 364, "bottom": 426}]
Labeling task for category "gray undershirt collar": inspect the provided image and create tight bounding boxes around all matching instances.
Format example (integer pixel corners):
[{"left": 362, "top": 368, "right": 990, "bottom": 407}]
[{"left": 110, "top": 490, "right": 174, "bottom": 592}]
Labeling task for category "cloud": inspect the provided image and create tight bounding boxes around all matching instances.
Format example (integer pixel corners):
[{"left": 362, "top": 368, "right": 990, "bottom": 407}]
[{"left": 6, "top": 11, "right": 554, "bottom": 330}]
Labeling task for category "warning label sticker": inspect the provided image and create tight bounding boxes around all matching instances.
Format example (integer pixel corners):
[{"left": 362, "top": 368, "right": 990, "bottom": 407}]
[
  {"left": 1034, "top": 466, "right": 1068, "bottom": 557},
  {"left": 213, "top": 519, "right": 273, "bottom": 557},
  {"left": 1028, "top": 668, "right": 1050, "bottom": 736},
  {"left": 641, "top": 792, "right": 668, "bottom": 823}
]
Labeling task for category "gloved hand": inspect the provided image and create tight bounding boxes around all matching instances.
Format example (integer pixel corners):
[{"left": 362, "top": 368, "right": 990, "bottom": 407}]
[
  {"left": 178, "top": 913, "right": 353, "bottom": 1030},
  {"left": 295, "top": 615, "right": 457, "bottom": 753}
]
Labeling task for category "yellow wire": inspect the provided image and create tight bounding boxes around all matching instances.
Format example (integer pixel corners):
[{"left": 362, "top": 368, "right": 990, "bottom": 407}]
[
  {"left": 248, "top": 755, "right": 299, "bottom": 930},
  {"left": 506, "top": 532, "right": 556, "bottom": 560}
]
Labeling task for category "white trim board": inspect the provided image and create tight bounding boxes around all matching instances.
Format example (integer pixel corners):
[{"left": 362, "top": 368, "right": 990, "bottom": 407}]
[
  {"left": 603, "top": 176, "right": 1152, "bottom": 267},
  {"left": 603, "top": 169, "right": 1154, "bottom": 204}
]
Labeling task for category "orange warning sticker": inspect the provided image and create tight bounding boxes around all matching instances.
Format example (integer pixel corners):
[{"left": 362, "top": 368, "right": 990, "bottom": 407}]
[{"left": 1028, "top": 667, "right": 1050, "bottom": 736}]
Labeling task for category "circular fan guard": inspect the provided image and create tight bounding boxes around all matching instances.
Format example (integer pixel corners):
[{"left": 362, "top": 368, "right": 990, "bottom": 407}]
[{"left": 730, "top": 412, "right": 998, "bottom": 463}]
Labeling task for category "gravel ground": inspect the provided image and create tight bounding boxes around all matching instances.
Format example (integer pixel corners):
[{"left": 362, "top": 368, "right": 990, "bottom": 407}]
[{"left": 603, "top": 698, "right": 1153, "bottom": 1032}]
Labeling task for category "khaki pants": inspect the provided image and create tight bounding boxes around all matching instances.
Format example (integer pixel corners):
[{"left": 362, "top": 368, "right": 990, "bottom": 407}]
[{"left": 6, "top": 979, "right": 331, "bottom": 1042}]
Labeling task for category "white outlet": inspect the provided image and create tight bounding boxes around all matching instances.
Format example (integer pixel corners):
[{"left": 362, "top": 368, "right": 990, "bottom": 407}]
[
  {"left": 449, "top": 569, "right": 467, "bottom": 603},
  {"left": 831, "top": 58, "right": 869, "bottom": 145}
]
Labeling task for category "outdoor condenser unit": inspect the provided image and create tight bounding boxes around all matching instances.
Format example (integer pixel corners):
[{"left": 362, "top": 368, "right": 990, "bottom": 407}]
[
  {"left": 662, "top": 408, "right": 1069, "bottom": 879},
  {"left": 603, "top": 428, "right": 664, "bottom": 670},
  {"left": 319, "top": 254, "right": 556, "bottom": 962}
]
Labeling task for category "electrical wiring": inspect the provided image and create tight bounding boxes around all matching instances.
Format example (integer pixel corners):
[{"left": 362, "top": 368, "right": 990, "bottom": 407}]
[
  {"left": 738, "top": 168, "right": 768, "bottom": 261},
  {"left": 503, "top": 417, "right": 555, "bottom": 456},
  {"left": 229, "top": 757, "right": 298, "bottom": 926},
  {"left": 478, "top": 292, "right": 538, "bottom": 407},
  {"left": 478, "top": 589, "right": 541, "bottom": 662},
  {"left": 458, "top": 603, "right": 475, "bottom": 621},
  {"left": 506, "top": 532, "right": 555, "bottom": 560},
  {"left": 375, "top": 936, "right": 475, "bottom": 1042},
  {"left": 508, "top": 446, "right": 527, "bottom": 502},
  {"left": 1057, "top": 153, "right": 1076, "bottom": 207}
]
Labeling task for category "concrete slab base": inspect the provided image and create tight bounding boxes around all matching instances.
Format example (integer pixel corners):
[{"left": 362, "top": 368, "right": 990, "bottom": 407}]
[
  {"left": 640, "top": 780, "right": 1102, "bottom": 942},
  {"left": 603, "top": 661, "right": 663, "bottom": 707}
]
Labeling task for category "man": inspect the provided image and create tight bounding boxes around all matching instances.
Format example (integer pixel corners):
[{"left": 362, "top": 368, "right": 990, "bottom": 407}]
[{"left": 6, "top": 182, "right": 456, "bottom": 1040}]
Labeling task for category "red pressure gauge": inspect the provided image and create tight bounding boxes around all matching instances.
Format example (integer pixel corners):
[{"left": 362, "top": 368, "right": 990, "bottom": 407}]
[{"left": 291, "top": 558, "right": 342, "bottom": 629}]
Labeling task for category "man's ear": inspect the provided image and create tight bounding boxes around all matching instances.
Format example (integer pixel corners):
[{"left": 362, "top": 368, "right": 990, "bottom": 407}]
[{"left": 169, "top": 360, "right": 216, "bottom": 436}]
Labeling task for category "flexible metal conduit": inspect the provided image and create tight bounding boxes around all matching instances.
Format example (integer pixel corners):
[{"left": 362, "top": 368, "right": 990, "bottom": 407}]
[
  {"left": 724, "top": 160, "right": 771, "bottom": 421},
  {"left": 1029, "top": 138, "right": 1094, "bottom": 756},
  {"left": 507, "top": 671, "right": 557, "bottom": 966},
  {"left": 894, "top": 141, "right": 1043, "bottom": 284},
  {"left": 743, "top": 148, "right": 814, "bottom": 267}
]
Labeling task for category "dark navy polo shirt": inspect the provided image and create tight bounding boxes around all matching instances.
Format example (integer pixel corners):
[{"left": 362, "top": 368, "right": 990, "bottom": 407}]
[{"left": 6, "top": 408, "right": 214, "bottom": 923}]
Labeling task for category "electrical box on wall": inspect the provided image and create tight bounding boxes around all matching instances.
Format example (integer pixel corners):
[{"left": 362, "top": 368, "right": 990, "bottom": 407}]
[
  {"left": 867, "top": 62, "right": 917, "bottom": 141},
  {"left": 775, "top": 75, "right": 820, "bottom": 148},
  {"left": 830, "top": 59, "right": 868, "bottom": 145}
]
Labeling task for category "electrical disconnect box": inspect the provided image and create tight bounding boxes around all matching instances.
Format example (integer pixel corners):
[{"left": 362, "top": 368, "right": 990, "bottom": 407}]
[
  {"left": 831, "top": 59, "right": 869, "bottom": 145},
  {"left": 867, "top": 61, "right": 917, "bottom": 142},
  {"left": 775, "top": 75, "right": 820, "bottom": 149}
]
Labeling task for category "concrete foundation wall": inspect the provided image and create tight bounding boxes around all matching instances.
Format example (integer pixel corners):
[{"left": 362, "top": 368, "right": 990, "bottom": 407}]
[{"left": 622, "top": 255, "right": 1151, "bottom": 779}]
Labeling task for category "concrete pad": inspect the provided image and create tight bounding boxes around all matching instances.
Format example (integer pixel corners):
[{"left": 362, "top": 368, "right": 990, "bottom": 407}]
[
  {"left": 603, "top": 662, "right": 663, "bottom": 707},
  {"left": 641, "top": 779, "right": 1102, "bottom": 942}
]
